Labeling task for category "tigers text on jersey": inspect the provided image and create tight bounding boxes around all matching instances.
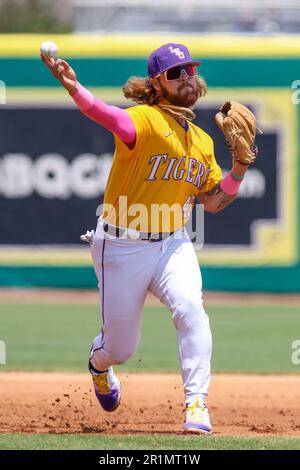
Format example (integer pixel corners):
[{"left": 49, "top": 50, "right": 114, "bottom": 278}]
[{"left": 102, "top": 104, "right": 222, "bottom": 233}]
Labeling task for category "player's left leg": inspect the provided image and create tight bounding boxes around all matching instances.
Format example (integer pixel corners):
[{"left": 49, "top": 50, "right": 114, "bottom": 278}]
[
  {"left": 149, "top": 228, "right": 212, "bottom": 434},
  {"left": 87, "top": 224, "right": 163, "bottom": 413}
]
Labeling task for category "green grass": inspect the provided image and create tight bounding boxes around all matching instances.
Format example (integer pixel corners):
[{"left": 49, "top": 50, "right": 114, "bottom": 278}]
[
  {"left": 1, "top": 303, "right": 300, "bottom": 451},
  {"left": 0, "top": 303, "right": 299, "bottom": 373},
  {"left": 0, "top": 433, "right": 300, "bottom": 450}
]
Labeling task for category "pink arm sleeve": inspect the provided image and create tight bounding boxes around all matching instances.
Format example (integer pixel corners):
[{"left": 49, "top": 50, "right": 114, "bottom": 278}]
[
  {"left": 220, "top": 172, "right": 243, "bottom": 195},
  {"left": 72, "top": 83, "right": 136, "bottom": 145}
]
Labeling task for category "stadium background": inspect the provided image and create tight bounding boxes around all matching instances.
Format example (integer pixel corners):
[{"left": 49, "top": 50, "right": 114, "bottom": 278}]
[{"left": 1, "top": 34, "right": 300, "bottom": 292}]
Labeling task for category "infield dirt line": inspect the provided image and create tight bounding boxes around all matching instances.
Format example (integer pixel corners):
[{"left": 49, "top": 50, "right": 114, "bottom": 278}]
[
  {"left": 0, "top": 372, "right": 299, "bottom": 437},
  {"left": 0, "top": 289, "right": 300, "bottom": 307}
]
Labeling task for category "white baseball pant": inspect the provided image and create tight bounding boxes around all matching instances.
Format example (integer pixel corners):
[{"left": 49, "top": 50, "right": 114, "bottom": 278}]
[{"left": 89, "top": 221, "right": 212, "bottom": 404}]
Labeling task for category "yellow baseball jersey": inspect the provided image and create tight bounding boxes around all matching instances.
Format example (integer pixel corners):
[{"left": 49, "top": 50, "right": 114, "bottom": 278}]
[{"left": 102, "top": 104, "right": 222, "bottom": 233}]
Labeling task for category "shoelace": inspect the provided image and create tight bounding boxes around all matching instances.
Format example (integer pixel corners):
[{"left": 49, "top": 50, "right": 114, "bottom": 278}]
[
  {"left": 93, "top": 372, "right": 110, "bottom": 394},
  {"left": 187, "top": 399, "right": 207, "bottom": 421}
]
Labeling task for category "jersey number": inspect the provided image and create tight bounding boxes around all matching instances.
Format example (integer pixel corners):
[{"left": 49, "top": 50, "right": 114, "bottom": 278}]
[{"left": 182, "top": 195, "right": 193, "bottom": 220}]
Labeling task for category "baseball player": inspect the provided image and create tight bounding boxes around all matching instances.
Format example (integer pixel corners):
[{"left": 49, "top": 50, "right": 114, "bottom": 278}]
[{"left": 41, "top": 43, "right": 258, "bottom": 434}]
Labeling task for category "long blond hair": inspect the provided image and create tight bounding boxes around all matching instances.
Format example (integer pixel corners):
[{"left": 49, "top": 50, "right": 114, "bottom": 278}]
[{"left": 123, "top": 75, "right": 207, "bottom": 106}]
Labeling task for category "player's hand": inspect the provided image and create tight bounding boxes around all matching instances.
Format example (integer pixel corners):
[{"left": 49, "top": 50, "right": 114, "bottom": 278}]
[{"left": 40, "top": 53, "right": 78, "bottom": 96}]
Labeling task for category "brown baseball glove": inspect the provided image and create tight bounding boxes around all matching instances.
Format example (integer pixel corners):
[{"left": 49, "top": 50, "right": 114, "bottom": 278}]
[{"left": 215, "top": 100, "right": 258, "bottom": 165}]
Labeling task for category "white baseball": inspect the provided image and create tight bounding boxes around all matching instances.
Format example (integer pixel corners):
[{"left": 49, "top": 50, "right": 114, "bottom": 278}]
[{"left": 40, "top": 41, "right": 58, "bottom": 58}]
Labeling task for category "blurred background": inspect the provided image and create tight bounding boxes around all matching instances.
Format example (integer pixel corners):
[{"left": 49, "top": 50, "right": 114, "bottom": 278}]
[
  {"left": 2, "top": 0, "right": 300, "bottom": 34},
  {"left": 0, "top": 0, "right": 300, "bottom": 292}
]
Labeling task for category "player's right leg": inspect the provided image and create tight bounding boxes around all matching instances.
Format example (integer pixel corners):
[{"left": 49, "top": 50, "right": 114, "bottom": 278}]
[
  {"left": 89, "top": 335, "right": 121, "bottom": 412},
  {"left": 88, "top": 225, "right": 162, "bottom": 412},
  {"left": 149, "top": 228, "right": 212, "bottom": 433}
]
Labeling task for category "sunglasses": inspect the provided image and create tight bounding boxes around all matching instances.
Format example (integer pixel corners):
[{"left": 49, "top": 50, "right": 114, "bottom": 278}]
[{"left": 164, "top": 64, "right": 197, "bottom": 81}]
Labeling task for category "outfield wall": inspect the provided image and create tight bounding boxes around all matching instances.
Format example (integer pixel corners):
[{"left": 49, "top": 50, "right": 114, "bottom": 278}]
[{"left": 0, "top": 34, "right": 299, "bottom": 291}]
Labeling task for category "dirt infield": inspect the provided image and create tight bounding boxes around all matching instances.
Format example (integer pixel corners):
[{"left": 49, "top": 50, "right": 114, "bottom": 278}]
[
  {"left": 1, "top": 288, "right": 300, "bottom": 306},
  {"left": 0, "top": 372, "right": 299, "bottom": 437}
]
